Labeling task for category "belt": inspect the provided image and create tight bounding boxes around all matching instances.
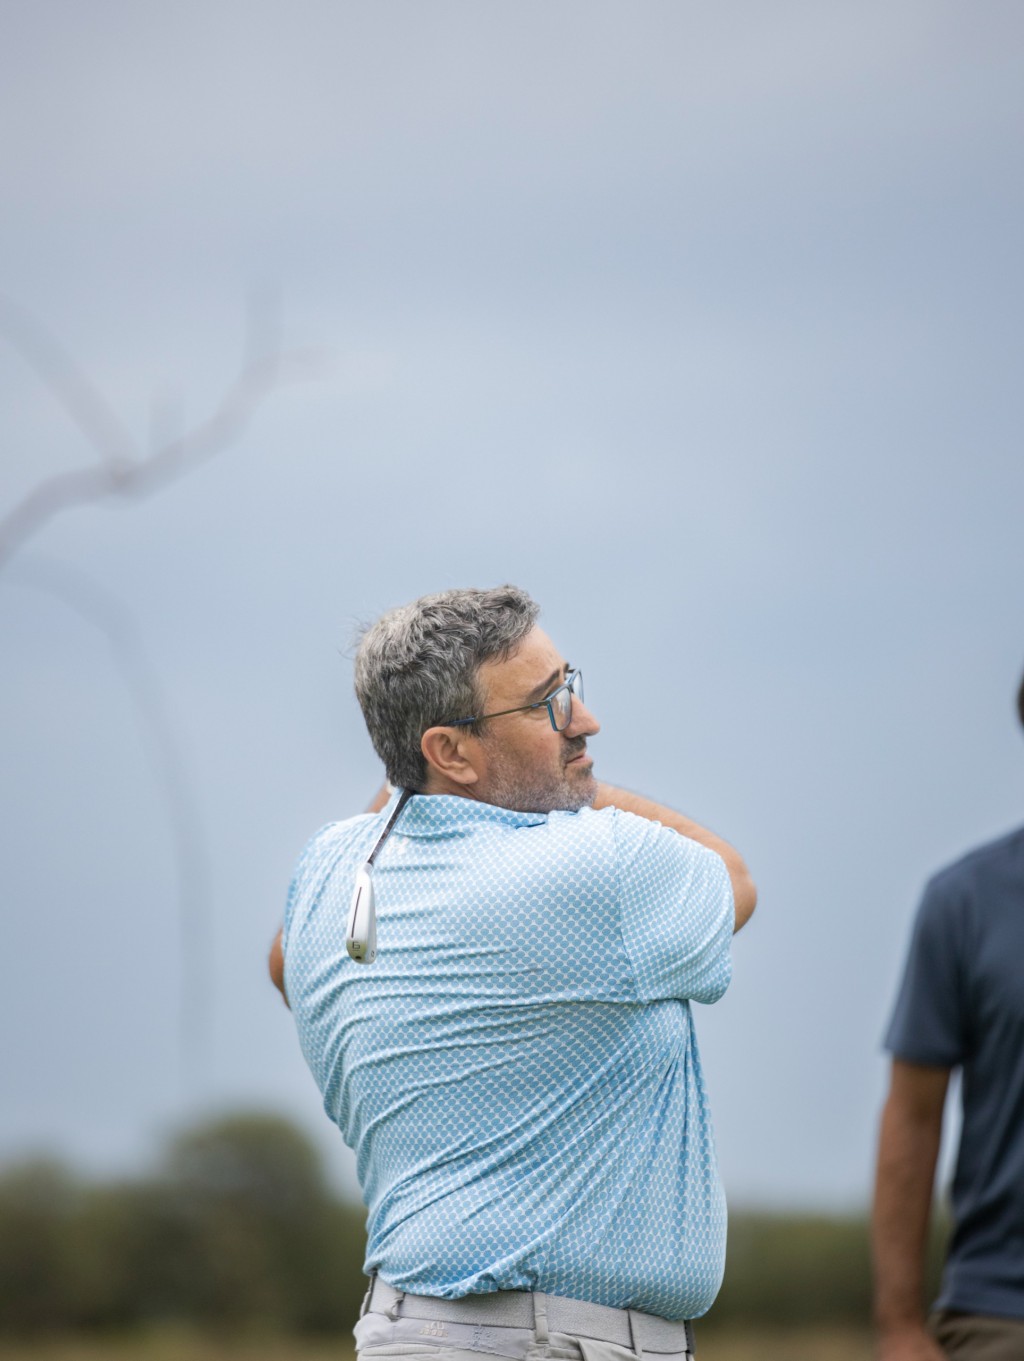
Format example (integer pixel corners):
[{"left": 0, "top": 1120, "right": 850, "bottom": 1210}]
[{"left": 361, "top": 1276, "right": 696, "bottom": 1357}]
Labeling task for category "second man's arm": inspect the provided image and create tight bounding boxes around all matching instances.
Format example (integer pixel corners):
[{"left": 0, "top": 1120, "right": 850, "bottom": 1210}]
[{"left": 872, "top": 1059, "right": 951, "bottom": 1361}]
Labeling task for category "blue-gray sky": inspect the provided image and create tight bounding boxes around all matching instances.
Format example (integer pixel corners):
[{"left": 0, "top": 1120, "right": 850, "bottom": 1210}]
[{"left": 2, "top": 1, "right": 1023, "bottom": 1207}]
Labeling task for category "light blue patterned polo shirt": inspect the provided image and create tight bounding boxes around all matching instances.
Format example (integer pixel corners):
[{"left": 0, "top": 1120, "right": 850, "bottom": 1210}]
[{"left": 282, "top": 791, "right": 734, "bottom": 1321}]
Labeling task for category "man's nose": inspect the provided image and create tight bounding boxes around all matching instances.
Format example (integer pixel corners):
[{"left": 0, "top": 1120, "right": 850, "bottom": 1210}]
[{"left": 567, "top": 698, "right": 600, "bottom": 737}]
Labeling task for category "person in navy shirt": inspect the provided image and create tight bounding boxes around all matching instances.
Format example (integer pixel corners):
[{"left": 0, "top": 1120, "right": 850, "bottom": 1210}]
[
  {"left": 873, "top": 667, "right": 1024, "bottom": 1361},
  {"left": 271, "top": 585, "right": 756, "bottom": 1361}
]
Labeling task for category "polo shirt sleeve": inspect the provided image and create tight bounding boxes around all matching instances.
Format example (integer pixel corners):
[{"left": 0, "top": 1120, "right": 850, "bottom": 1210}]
[
  {"left": 884, "top": 875, "right": 970, "bottom": 1067},
  {"left": 612, "top": 809, "right": 734, "bottom": 1004}
]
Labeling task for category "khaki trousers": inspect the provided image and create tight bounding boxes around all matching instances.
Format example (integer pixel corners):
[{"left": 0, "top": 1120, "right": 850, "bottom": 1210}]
[
  {"left": 356, "top": 1281, "right": 694, "bottom": 1361},
  {"left": 356, "top": 1334, "right": 693, "bottom": 1361},
  {"left": 930, "top": 1309, "right": 1024, "bottom": 1361}
]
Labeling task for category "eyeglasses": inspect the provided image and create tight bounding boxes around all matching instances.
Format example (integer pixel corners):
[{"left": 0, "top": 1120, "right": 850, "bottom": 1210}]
[{"left": 449, "top": 668, "right": 584, "bottom": 734}]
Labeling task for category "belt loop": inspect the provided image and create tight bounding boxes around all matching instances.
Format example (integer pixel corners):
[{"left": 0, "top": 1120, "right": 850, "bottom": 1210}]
[
  {"left": 359, "top": 1271, "right": 375, "bottom": 1319},
  {"left": 386, "top": 1286, "right": 406, "bottom": 1322},
  {"left": 684, "top": 1319, "right": 695, "bottom": 1357},
  {"left": 532, "top": 1290, "right": 550, "bottom": 1345},
  {"left": 627, "top": 1309, "right": 644, "bottom": 1361}
]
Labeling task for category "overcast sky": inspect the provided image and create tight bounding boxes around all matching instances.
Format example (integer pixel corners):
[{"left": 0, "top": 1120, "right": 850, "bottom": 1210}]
[{"left": 2, "top": 1, "right": 1023, "bottom": 1208}]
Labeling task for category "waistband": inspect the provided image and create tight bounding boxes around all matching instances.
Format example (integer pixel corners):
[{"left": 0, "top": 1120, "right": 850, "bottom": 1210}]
[{"left": 361, "top": 1276, "right": 696, "bottom": 1357}]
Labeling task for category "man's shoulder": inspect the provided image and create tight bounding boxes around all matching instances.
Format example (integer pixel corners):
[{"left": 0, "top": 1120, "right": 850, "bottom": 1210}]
[
  {"left": 307, "top": 809, "right": 378, "bottom": 848},
  {"left": 293, "top": 811, "right": 379, "bottom": 877},
  {"left": 548, "top": 803, "right": 643, "bottom": 843},
  {"left": 541, "top": 803, "right": 618, "bottom": 854},
  {"left": 551, "top": 804, "right": 696, "bottom": 872},
  {"left": 926, "top": 823, "right": 1024, "bottom": 902}
]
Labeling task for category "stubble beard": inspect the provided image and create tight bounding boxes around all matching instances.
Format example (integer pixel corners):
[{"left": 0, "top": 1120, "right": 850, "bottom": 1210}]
[{"left": 484, "top": 738, "right": 597, "bottom": 815}]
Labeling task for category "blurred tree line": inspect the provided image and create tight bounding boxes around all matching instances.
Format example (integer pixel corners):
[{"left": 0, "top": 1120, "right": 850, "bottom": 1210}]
[
  {"left": 0, "top": 1114, "right": 366, "bottom": 1335},
  {"left": 0, "top": 1111, "right": 946, "bottom": 1337}
]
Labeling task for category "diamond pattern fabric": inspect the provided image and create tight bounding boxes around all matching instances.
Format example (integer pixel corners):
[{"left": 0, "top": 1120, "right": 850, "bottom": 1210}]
[{"left": 283, "top": 791, "right": 734, "bottom": 1321}]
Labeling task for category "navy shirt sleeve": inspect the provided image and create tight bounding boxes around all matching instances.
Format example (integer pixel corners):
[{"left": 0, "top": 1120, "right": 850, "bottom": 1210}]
[{"left": 885, "top": 874, "right": 971, "bottom": 1068}]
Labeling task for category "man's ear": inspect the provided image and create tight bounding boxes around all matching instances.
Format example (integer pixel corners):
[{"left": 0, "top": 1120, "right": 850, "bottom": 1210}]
[{"left": 421, "top": 726, "right": 481, "bottom": 788}]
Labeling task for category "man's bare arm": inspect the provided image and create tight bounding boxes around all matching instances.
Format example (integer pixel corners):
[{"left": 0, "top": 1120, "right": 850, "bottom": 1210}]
[
  {"left": 269, "top": 784, "right": 393, "bottom": 1006},
  {"left": 872, "top": 1060, "right": 951, "bottom": 1361},
  {"left": 592, "top": 783, "right": 757, "bottom": 931},
  {"left": 269, "top": 928, "right": 288, "bottom": 1006}
]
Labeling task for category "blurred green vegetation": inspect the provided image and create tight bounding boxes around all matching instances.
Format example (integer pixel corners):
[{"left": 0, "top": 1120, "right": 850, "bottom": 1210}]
[
  {"left": 0, "top": 1112, "right": 947, "bottom": 1338},
  {"left": 0, "top": 1326, "right": 875, "bottom": 1361},
  {"left": 708, "top": 1208, "right": 947, "bottom": 1332},
  {"left": 0, "top": 1115, "right": 366, "bottom": 1336}
]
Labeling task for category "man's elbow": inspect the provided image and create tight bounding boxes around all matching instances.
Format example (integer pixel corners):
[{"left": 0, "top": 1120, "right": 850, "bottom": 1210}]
[
  {"left": 269, "top": 930, "right": 290, "bottom": 1007},
  {"left": 732, "top": 871, "right": 757, "bottom": 933}
]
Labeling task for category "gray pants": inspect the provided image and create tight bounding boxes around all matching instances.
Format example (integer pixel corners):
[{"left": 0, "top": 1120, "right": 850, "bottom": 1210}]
[
  {"left": 930, "top": 1309, "right": 1024, "bottom": 1361},
  {"left": 356, "top": 1281, "right": 695, "bottom": 1361}
]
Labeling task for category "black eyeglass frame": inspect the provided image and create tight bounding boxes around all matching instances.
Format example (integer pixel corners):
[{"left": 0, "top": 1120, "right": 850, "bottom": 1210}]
[{"left": 448, "top": 669, "right": 584, "bottom": 734}]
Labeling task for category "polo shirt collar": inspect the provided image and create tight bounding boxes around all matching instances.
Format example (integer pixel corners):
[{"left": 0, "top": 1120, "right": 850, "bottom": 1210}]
[{"left": 385, "top": 788, "right": 548, "bottom": 832}]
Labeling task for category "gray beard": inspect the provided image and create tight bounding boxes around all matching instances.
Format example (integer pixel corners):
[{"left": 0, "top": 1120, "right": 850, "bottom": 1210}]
[{"left": 484, "top": 753, "right": 597, "bottom": 815}]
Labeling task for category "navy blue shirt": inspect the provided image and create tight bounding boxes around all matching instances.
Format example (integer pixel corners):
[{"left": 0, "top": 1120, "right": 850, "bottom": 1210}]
[{"left": 885, "top": 825, "right": 1024, "bottom": 1320}]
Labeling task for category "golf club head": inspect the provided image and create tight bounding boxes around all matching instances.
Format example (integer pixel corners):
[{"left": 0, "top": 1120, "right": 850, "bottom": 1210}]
[{"left": 346, "top": 863, "right": 377, "bottom": 964}]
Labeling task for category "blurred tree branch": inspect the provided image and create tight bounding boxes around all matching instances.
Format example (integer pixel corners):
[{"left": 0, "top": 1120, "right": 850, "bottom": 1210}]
[
  {"left": 0, "top": 292, "right": 328, "bottom": 1098},
  {"left": 0, "top": 291, "right": 328, "bottom": 573}
]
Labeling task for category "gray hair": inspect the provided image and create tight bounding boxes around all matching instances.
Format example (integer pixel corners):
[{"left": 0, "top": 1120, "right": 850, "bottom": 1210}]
[{"left": 354, "top": 585, "right": 540, "bottom": 791}]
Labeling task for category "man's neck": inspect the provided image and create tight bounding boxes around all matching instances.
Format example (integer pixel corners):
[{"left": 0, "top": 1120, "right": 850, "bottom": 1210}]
[{"left": 421, "top": 772, "right": 482, "bottom": 801}]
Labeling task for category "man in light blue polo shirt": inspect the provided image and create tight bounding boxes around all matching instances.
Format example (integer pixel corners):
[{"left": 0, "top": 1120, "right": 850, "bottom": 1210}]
[{"left": 271, "top": 585, "right": 756, "bottom": 1361}]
